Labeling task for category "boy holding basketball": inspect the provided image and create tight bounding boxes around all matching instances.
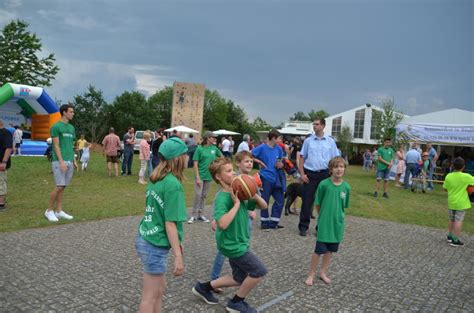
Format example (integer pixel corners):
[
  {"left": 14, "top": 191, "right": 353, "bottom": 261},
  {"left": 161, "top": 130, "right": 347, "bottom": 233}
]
[
  {"left": 193, "top": 157, "right": 267, "bottom": 312},
  {"left": 443, "top": 157, "right": 474, "bottom": 246},
  {"left": 305, "top": 156, "right": 351, "bottom": 286},
  {"left": 209, "top": 151, "right": 258, "bottom": 283}
]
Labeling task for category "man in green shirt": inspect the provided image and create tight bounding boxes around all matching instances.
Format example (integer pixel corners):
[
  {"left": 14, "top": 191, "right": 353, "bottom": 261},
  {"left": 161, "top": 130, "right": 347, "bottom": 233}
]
[
  {"left": 189, "top": 131, "right": 222, "bottom": 223},
  {"left": 374, "top": 138, "right": 395, "bottom": 198},
  {"left": 443, "top": 157, "right": 474, "bottom": 246},
  {"left": 45, "top": 104, "right": 76, "bottom": 222}
]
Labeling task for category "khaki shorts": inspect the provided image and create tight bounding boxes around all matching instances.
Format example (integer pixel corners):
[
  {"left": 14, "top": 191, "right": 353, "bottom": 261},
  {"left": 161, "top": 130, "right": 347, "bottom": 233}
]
[
  {"left": 0, "top": 171, "right": 7, "bottom": 195},
  {"left": 107, "top": 155, "right": 119, "bottom": 163},
  {"left": 52, "top": 161, "right": 74, "bottom": 186},
  {"left": 448, "top": 209, "right": 465, "bottom": 222}
]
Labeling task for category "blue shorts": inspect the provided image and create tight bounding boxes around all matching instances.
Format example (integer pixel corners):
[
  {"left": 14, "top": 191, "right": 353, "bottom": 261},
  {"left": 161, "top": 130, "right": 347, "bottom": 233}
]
[
  {"left": 376, "top": 169, "right": 390, "bottom": 181},
  {"left": 314, "top": 241, "right": 339, "bottom": 255},
  {"left": 135, "top": 235, "right": 169, "bottom": 275}
]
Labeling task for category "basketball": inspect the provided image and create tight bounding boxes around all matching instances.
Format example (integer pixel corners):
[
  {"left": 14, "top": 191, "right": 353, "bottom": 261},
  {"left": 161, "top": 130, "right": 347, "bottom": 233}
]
[
  {"left": 232, "top": 174, "right": 258, "bottom": 201},
  {"left": 467, "top": 185, "right": 474, "bottom": 195}
]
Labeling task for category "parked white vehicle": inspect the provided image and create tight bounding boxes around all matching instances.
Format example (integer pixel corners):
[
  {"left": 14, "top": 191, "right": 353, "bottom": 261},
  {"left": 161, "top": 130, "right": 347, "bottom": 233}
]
[{"left": 119, "top": 130, "right": 156, "bottom": 152}]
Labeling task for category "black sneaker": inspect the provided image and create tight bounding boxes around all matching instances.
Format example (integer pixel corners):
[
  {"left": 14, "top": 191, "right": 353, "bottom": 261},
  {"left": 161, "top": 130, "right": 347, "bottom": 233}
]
[
  {"left": 450, "top": 240, "right": 464, "bottom": 247},
  {"left": 374, "top": 192, "right": 378, "bottom": 198},
  {"left": 383, "top": 193, "right": 389, "bottom": 198},
  {"left": 226, "top": 299, "right": 257, "bottom": 313},
  {"left": 299, "top": 230, "right": 307, "bottom": 237},
  {"left": 447, "top": 235, "right": 453, "bottom": 243},
  {"left": 192, "top": 282, "right": 218, "bottom": 305},
  {"left": 271, "top": 224, "right": 284, "bottom": 229},
  {"left": 0, "top": 204, "right": 5, "bottom": 212}
]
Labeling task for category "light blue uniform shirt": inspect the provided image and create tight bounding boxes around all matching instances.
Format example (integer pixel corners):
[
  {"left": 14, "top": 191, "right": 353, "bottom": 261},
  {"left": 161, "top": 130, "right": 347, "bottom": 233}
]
[
  {"left": 300, "top": 134, "right": 339, "bottom": 171},
  {"left": 405, "top": 149, "right": 421, "bottom": 164}
]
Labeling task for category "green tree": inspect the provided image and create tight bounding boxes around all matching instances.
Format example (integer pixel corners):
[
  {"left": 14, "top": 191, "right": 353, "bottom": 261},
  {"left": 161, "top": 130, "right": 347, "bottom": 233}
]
[
  {"left": 147, "top": 86, "right": 173, "bottom": 128},
  {"left": 308, "top": 109, "right": 329, "bottom": 121},
  {"left": 290, "top": 111, "right": 310, "bottom": 121},
  {"left": 0, "top": 20, "right": 59, "bottom": 86},
  {"left": 73, "top": 85, "right": 109, "bottom": 143},
  {"left": 373, "top": 99, "right": 404, "bottom": 145},
  {"left": 108, "top": 91, "right": 153, "bottom": 136},
  {"left": 251, "top": 117, "right": 272, "bottom": 131},
  {"left": 203, "top": 90, "right": 231, "bottom": 131},
  {"left": 336, "top": 124, "right": 353, "bottom": 162}
]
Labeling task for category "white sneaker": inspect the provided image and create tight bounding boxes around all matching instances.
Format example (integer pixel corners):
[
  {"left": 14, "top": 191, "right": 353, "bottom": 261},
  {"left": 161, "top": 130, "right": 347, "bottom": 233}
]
[
  {"left": 45, "top": 210, "right": 59, "bottom": 222},
  {"left": 198, "top": 216, "right": 210, "bottom": 223},
  {"left": 188, "top": 216, "right": 196, "bottom": 224},
  {"left": 55, "top": 211, "right": 73, "bottom": 220}
]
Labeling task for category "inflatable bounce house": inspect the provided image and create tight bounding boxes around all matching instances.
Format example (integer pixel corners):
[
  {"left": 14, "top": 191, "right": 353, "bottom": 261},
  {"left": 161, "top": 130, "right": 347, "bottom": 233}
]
[{"left": 0, "top": 83, "right": 60, "bottom": 155}]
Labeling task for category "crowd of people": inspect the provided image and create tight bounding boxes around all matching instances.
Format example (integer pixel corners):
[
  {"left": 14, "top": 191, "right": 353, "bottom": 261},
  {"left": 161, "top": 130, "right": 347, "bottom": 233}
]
[{"left": 0, "top": 107, "right": 472, "bottom": 312}]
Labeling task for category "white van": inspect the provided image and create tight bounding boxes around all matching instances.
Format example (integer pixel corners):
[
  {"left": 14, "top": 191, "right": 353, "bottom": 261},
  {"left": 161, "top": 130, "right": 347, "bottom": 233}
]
[
  {"left": 119, "top": 130, "right": 156, "bottom": 152},
  {"left": 133, "top": 130, "right": 156, "bottom": 152}
]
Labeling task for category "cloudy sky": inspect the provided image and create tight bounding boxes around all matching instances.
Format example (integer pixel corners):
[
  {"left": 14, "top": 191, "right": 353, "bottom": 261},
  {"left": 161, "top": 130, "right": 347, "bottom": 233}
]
[{"left": 1, "top": 0, "right": 472, "bottom": 125}]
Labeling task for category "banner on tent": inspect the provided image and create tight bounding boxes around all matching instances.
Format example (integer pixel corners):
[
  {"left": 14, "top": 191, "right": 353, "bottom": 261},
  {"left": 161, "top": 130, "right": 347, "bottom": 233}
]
[{"left": 397, "top": 123, "right": 474, "bottom": 145}]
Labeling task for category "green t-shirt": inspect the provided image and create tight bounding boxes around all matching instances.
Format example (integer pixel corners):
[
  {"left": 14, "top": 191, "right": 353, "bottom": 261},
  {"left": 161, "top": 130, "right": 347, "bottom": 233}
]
[
  {"left": 314, "top": 178, "right": 351, "bottom": 243},
  {"left": 377, "top": 147, "right": 395, "bottom": 170},
  {"left": 138, "top": 173, "right": 187, "bottom": 248},
  {"left": 50, "top": 121, "right": 76, "bottom": 162},
  {"left": 442, "top": 172, "right": 474, "bottom": 210},
  {"left": 214, "top": 191, "right": 256, "bottom": 258},
  {"left": 193, "top": 144, "right": 222, "bottom": 181}
]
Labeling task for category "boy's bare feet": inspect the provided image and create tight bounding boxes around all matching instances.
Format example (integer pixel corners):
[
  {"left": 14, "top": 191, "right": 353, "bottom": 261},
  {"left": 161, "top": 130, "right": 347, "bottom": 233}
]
[
  {"left": 319, "top": 274, "right": 332, "bottom": 284},
  {"left": 304, "top": 276, "right": 314, "bottom": 286}
]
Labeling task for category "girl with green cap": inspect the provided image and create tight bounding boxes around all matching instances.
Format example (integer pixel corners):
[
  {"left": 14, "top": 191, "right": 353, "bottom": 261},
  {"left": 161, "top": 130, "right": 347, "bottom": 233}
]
[{"left": 135, "top": 137, "right": 188, "bottom": 312}]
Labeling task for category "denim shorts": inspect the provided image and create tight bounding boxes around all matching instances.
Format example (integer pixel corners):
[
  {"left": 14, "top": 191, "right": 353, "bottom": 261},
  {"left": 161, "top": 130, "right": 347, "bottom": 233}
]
[
  {"left": 135, "top": 235, "right": 169, "bottom": 275},
  {"left": 314, "top": 241, "right": 340, "bottom": 255},
  {"left": 229, "top": 251, "right": 267, "bottom": 284},
  {"left": 376, "top": 168, "right": 390, "bottom": 181},
  {"left": 448, "top": 210, "right": 465, "bottom": 222}
]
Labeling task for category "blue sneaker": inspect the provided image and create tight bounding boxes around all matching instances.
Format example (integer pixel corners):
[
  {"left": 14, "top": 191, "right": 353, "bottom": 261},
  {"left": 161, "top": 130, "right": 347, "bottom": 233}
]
[
  {"left": 226, "top": 300, "right": 257, "bottom": 313},
  {"left": 192, "top": 282, "right": 218, "bottom": 305}
]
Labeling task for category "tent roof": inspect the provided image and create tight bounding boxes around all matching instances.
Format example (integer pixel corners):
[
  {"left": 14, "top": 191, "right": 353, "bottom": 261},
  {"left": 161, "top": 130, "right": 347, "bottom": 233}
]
[
  {"left": 165, "top": 125, "right": 199, "bottom": 133},
  {"left": 212, "top": 129, "right": 241, "bottom": 135},
  {"left": 401, "top": 108, "right": 474, "bottom": 126}
]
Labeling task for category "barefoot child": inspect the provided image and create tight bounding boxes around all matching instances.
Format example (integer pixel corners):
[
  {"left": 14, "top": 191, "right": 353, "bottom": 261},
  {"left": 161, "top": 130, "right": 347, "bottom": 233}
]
[
  {"left": 135, "top": 137, "right": 188, "bottom": 312},
  {"left": 305, "top": 156, "right": 351, "bottom": 286},
  {"left": 443, "top": 157, "right": 474, "bottom": 246},
  {"left": 193, "top": 157, "right": 267, "bottom": 312},
  {"left": 209, "top": 151, "right": 259, "bottom": 285}
]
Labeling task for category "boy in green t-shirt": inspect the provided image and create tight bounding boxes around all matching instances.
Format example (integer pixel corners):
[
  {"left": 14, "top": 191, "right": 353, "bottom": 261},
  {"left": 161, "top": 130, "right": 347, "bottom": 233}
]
[
  {"left": 442, "top": 157, "right": 474, "bottom": 247},
  {"left": 135, "top": 137, "right": 188, "bottom": 312},
  {"left": 374, "top": 138, "right": 395, "bottom": 198},
  {"left": 193, "top": 157, "right": 267, "bottom": 313},
  {"left": 305, "top": 156, "right": 351, "bottom": 286}
]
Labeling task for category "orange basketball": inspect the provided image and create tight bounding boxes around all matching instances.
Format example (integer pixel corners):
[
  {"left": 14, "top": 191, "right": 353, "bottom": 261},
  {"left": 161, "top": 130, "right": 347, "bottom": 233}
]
[
  {"left": 232, "top": 174, "right": 258, "bottom": 201},
  {"left": 467, "top": 185, "right": 474, "bottom": 195}
]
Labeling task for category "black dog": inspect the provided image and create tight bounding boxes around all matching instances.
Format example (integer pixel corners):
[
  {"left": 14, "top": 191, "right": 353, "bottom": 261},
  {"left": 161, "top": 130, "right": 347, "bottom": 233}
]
[{"left": 284, "top": 181, "right": 303, "bottom": 215}]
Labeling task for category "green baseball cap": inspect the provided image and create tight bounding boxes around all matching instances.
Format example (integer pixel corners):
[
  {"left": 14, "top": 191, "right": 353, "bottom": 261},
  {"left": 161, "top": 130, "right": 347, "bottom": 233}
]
[{"left": 159, "top": 137, "right": 188, "bottom": 160}]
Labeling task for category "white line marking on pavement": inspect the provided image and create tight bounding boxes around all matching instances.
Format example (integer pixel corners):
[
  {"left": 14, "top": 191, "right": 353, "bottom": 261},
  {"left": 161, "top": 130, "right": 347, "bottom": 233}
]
[{"left": 257, "top": 290, "right": 294, "bottom": 312}]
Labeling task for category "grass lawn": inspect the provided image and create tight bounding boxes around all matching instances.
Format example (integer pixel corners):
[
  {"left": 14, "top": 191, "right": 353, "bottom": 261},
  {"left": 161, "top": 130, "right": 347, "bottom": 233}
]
[{"left": 1, "top": 152, "right": 473, "bottom": 234}]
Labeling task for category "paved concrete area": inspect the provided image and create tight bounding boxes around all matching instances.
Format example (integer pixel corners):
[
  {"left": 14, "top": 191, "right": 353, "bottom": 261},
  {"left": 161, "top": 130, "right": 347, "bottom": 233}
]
[{"left": 0, "top": 212, "right": 473, "bottom": 312}]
